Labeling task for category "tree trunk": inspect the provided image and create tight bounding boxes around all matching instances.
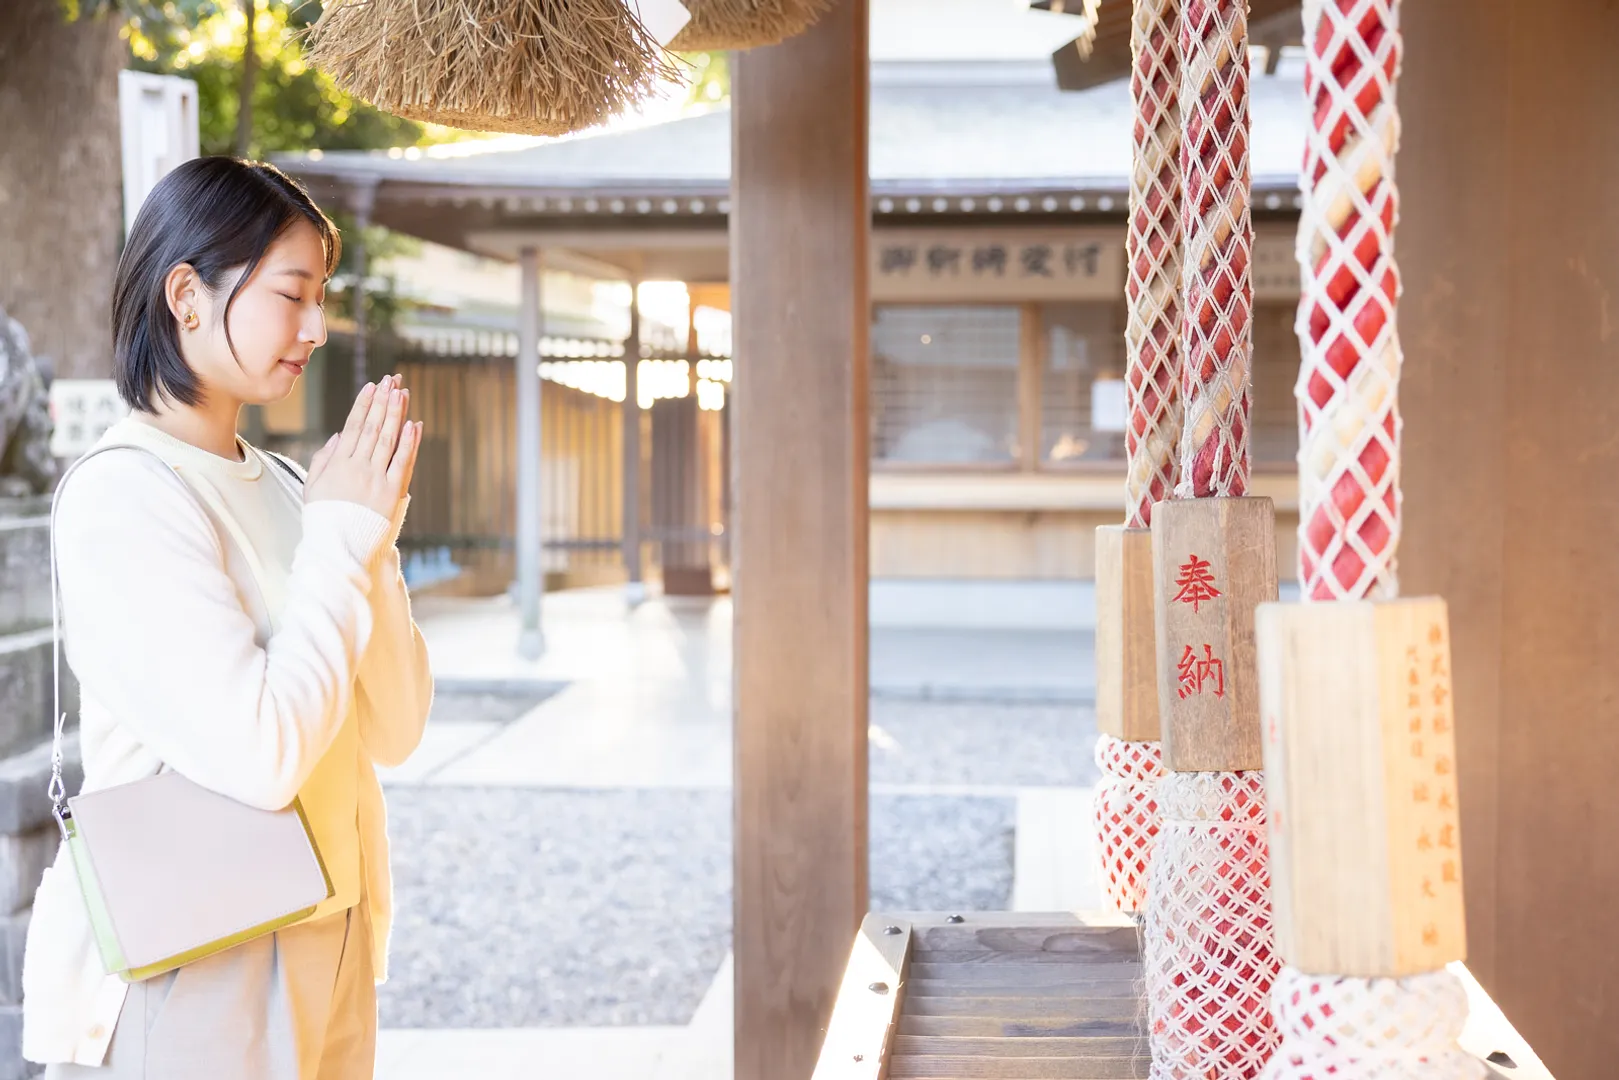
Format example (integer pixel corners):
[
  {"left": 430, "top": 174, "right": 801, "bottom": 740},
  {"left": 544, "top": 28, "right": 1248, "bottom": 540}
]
[
  {"left": 235, "top": 0, "right": 259, "bottom": 158},
  {"left": 0, "top": 0, "right": 126, "bottom": 381}
]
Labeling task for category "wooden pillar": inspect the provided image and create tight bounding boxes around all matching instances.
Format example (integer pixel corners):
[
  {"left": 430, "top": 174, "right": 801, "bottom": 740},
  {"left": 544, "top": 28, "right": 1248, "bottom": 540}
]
[
  {"left": 731, "top": 0, "right": 869, "bottom": 1074},
  {"left": 1399, "top": 0, "right": 1619, "bottom": 1073},
  {"left": 515, "top": 245, "right": 545, "bottom": 659},
  {"left": 623, "top": 278, "right": 643, "bottom": 596},
  {"left": 348, "top": 178, "right": 377, "bottom": 396}
]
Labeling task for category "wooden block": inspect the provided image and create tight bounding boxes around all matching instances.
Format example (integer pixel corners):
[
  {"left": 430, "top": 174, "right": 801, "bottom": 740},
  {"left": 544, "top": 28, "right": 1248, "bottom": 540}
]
[
  {"left": 1151, "top": 497, "right": 1277, "bottom": 771},
  {"left": 1256, "top": 597, "right": 1468, "bottom": 977},
  {"left": 1095, "top": 526, "right": 1161, "bottom": 741}
]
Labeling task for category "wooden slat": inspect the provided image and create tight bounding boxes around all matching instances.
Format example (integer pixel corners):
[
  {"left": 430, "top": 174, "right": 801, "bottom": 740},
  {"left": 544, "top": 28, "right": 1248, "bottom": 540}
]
[
  {"left": 896, "top": 912, "right": 1137, "bottom": 930},
  {"left": 904, "top": 997, "right": 1141, "bottom": 1020},
  {"left": 910, "top": 963, "right": 1141, "bottom": 984},
  {"left": 910, "top": 950, "right": 1140, "bottom": 966},
  {"left": 887, "top": 1054, "right": 1147, "bottom": 1079},
  {"left": 894, "top": 1036, "right": 1147, "bottom": 1057},
  {"left": 911, "top": 926, "right": 1140, "bottom": 959},
  {"left": 900, "top": 1016, "right": 1144, "bottom": 1039}
]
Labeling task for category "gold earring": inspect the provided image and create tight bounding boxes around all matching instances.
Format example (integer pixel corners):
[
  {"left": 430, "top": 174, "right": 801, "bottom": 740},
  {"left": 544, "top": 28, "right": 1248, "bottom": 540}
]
[{"left": 182, "top": 310, "right": 199, "bottom": 330}]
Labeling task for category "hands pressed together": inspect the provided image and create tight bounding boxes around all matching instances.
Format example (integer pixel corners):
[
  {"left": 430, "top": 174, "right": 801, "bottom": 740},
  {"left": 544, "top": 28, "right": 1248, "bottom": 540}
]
[{"left": 305, "top": 374, "right": 421, "bottom": 518}]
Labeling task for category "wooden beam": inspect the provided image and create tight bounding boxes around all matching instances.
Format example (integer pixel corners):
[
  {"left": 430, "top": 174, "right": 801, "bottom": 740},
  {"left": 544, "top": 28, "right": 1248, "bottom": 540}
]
[{"left": 731, "top": 0, "right": 870, "bottom": 1075}]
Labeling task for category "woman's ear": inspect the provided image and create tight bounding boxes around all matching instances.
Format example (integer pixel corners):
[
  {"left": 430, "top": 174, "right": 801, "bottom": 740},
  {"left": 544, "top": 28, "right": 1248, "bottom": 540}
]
[{"left": 164, "top": 263, "right": 203, "bottom": 330}]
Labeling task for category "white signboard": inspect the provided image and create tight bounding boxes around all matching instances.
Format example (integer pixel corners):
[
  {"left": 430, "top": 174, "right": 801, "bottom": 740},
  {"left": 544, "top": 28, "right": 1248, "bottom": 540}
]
[
  {"left": 872, "top": 228, "right": 1124, "bottom": 302},
  {"left": 50, "top": 380, "right": 128, "bottom": 459},
  {"left": 119, "top": 71, "right": 200, "bottom": 238},
  {"left": 1090, "top": 377, "right": 1128, "bottom": 433}
]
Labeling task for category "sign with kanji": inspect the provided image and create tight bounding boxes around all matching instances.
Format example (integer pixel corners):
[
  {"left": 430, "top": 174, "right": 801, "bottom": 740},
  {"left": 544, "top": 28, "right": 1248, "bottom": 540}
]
[
  {"left": 1152, "top": 497, "right": 1277, "bottom": 772},
  {"left": 1256, "top": 596, "right": 1468, "bottom": 977},
  {"left": 871, "top": 228, "right": 1124, "bottom": 302},
  {"left": 1382, "top": 613, "right": 1467, "bottom": 972},
  {"left": 50, "top": 380, "right": 129, "bottom": 459}
]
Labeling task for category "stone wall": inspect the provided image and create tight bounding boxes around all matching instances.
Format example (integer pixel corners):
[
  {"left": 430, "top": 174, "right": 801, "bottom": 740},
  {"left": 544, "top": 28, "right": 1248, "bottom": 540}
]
[{"left": 0, "top": 500, "right": 80, "bottom": 1079}]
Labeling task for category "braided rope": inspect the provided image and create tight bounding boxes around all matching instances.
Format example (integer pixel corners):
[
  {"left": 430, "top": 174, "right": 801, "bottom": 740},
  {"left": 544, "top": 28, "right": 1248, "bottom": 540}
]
[
  {"left": 1125, "top": 0, "right": 1184, "bottom": 528},
  {"left": 1294, "top": 0, "right": 1403, "bottom": 600},
  {"left": 1263, "top": 966, "right": 1486, "bottom": 1079},
  {"left": 1174, "top": 0, "right": 1254, "bottom": 500},
  {"left": 1093, "top": 735, "right": 1165, "bottom": 913},
  {"left": 1145, "top": 771, "right": 1281, "bottom": 1078}
]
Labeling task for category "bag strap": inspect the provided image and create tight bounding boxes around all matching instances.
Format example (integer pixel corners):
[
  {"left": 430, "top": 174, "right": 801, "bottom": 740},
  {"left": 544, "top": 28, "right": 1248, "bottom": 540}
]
[{"left": 47, "top": 443, "right": 294, "bottom": 826}]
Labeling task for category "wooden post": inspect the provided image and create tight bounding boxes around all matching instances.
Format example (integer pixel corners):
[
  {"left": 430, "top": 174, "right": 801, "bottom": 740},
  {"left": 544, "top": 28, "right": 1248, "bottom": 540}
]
[
  {"left": 1399, "top": 2, "right": 1619, "bottom": 1071},
  {"left": 515, "top": 245, "right": 544, "bottom": 659},
  {"left": 623, "top": 278, "right": 643, "bottom": 598},
  {"left": 1257, "top": 597, "right": 1467, "bottom": 977},
  {"left": 1151, "top": 496, "right": 1277, "bottom": 771},
  {"left": 731, "top": 0, "right": 869, "bottom": 1074},
  {"left": 1095, "top": 525, "right": 1160, "bottom": 742},
  {"left": 348, "top": 177, "right": 377, "bottom": 396}
]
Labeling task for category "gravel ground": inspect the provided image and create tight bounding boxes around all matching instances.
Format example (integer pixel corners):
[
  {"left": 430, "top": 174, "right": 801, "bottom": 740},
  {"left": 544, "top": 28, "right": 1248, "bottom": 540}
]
[
  {"left": 868, "top": 698, "right": 1099, "bottom": 788},
  {"left": 426, "top": 688, "right": 553, "bottom": 727},
  {"left": 379, "top": 786, "right": 1014, "bottom": 1028}
]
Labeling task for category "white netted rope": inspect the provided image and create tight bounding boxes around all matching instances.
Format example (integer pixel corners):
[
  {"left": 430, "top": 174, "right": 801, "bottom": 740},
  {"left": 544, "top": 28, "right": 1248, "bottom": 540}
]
[
  {"left": 1093, "top": 735, "right": 1165, "bottom": 914},
  {"left": 1145, "top": 770, "right": 1281, "bottom": 1079},
  {"left": 1263, "top": 966, "right": 1486, "bottom": 1079},
  {"left": 1294, "top": 0, "right": 1403, "bottom": 601},
  {"left": 1174, "top": 0, "right": 1254, "bottom": 500},
  {"left": 1125, "top": 0, "right": 1184, "bottom": 528}
]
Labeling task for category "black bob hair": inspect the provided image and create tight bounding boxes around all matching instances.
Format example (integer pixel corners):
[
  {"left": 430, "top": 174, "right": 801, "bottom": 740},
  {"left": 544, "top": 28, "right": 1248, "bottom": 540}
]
[{"left": 111, "top": 157, "right": 340, "bottom": 412}]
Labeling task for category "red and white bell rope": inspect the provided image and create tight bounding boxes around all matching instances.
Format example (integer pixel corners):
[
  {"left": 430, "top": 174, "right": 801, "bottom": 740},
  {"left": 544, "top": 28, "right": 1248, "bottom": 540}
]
[
  {"left": 1269, "top": 2, "right": 1480, "bottom": 1075},
  {"left": 1265, "top": 967, "right": 1484, "bottom": 1080},
  {"left": 1145, "top": 1, "right": 1279, "bottom": 1075},
  {"left": 1173, "top": 0, "right": 1254, "bottom": 501},
  {"left": 1146, "top": 771, "right": 1278, "bottom": 1078},
  {"left": 1095, "top": 0, "right": 1183, "bottom": 918},
  {"left": 1294, "top": 0, "right": 1402, "bottom": 602},
  {"left": 1093, "top": 734, "right": 1164, "bottom": 912},
  {"left": 1125, "top": 0, "right": 1184, "bottom": 530}
]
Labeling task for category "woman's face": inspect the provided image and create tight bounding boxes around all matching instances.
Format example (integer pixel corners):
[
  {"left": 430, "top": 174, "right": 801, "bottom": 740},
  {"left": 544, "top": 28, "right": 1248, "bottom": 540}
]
[{"left": 171, "top": 218, "right": 330, "bottom": 407}]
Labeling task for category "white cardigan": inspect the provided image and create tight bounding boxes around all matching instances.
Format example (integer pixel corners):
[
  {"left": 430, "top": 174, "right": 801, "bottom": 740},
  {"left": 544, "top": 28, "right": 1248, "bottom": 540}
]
[{"left": 21, "top": 423, "right": 433, "bottom": 1066}]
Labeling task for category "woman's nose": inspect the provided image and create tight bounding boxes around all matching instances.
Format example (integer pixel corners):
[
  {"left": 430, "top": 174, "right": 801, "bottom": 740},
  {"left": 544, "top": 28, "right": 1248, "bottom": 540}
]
[{"left": 303, "top": 305, "right": 329, "bottom": 347}]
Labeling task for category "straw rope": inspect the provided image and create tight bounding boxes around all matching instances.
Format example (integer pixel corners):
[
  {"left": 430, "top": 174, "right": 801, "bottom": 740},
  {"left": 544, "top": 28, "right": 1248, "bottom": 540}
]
[
  {"left": 1124, "top": 0, "right": 1184, "bottom": 529},
  {"left": 1294, "top": 0, "right": 1403, "bottom": 600},
  {"left": 304, "top": 0, "right": 682, "bottom": 136},
  {"left": 1174, "top": 0, "right": 1254, "bottom": 500},
  {"left": 670, "top": 0, "right": 833, "bottom": 50}
]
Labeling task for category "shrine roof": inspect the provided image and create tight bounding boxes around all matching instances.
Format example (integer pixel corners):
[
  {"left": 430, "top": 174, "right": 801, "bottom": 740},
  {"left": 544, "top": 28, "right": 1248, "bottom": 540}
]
[{"left": 278, "top": 58, "right": 1308, "bottom": 210}]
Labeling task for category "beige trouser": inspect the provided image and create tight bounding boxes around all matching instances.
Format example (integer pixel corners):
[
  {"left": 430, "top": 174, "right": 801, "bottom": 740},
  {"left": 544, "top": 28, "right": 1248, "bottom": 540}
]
[{"left": 45, "top": 901, "right": 375, "bottom": 1080}]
